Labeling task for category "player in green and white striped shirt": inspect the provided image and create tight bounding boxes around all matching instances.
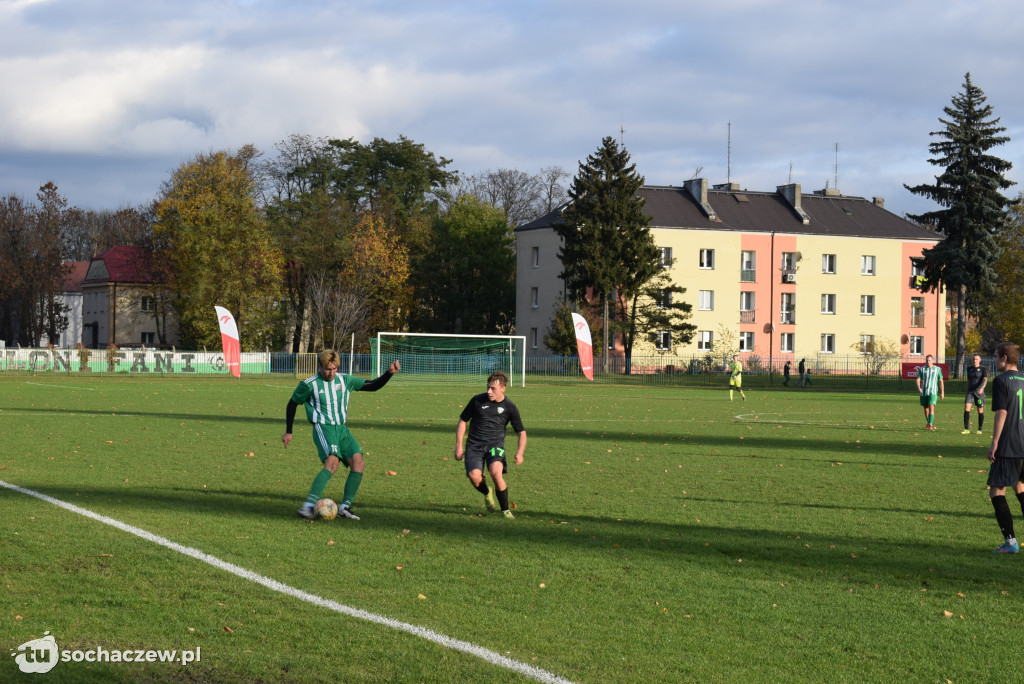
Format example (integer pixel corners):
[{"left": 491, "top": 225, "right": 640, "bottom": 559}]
[
  {"left": 282, "top": 349, "right": 401, "bottom": 520},
  {"left": 916, "top": 354, "right": 945, "bottom": 431}
]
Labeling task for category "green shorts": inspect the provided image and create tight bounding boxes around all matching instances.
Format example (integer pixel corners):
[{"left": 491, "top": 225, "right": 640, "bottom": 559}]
[
  {"left": 311, "top": 423, "right": 361, "bottom": 465},
  {"left": 919, "top": 393, "right": 938, "bottom": 407}
]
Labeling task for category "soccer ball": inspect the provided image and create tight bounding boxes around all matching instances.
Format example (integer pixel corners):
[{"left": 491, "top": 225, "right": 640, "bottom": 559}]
[{"left": 314, "top": 498, "right": 339, "bottom": 520}]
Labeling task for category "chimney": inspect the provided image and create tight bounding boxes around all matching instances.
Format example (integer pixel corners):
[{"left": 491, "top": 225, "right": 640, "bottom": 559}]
[
  {"left": 683, "top": 178, "right": 718, "bottom": 221},
  {"left": 713, "top": 182, "right": 740, "bottom": 191},
  {"left": 777, "top": 183, "right": 810, "bottom": 225},
  {"left": 872, "top": 197, "right": 885, "bottom": 208}
]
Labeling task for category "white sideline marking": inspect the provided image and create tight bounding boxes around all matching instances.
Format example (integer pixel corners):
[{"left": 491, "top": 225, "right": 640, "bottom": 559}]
[
  {"left": 24, "top": 382, "right": 97, "bottom": 390},
  {"left": 0, "top": 480, "right": 576, "bottom": 684}
]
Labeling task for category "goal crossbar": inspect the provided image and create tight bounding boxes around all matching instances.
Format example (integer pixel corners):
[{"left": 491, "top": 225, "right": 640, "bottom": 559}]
[{"left": 375, "top": 333, "right": 526, "bottom": 387}]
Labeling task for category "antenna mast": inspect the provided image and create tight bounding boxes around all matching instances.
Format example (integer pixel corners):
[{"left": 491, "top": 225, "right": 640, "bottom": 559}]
[
  {"left": 727, "top": 121, "right": 732, "bottom": 184},
  {"left": 834, "top": 142, "right": 839, "bottom": 191}
]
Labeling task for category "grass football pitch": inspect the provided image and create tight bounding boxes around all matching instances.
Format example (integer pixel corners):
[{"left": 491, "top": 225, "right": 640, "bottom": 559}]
[{"left": 1, "top": 375, "right": 1020, "bottom": 683}]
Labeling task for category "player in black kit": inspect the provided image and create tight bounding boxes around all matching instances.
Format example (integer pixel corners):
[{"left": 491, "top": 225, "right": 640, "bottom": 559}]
[
  {"left": 962, "top": 353, "right": 989, "bottom": 434},
  {"left": 454, "top": 371, "right": 527, "bottom": 519},
  {"left": 986, "top": 343, "right": 1024, "bottom": 553}
]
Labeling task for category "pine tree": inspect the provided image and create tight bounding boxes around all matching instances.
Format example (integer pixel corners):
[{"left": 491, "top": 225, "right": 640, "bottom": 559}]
[
  {"left": 556, "top": 137, "right": 660, "bottom": 373},
  {"left": 904, "top": 73, "right": 1014, "bottom": 374}
]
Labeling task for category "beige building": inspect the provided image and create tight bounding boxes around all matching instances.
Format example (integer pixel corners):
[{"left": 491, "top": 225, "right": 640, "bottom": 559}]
[{"left": 515, "top": 180, "right": 945, "bottom": 363}]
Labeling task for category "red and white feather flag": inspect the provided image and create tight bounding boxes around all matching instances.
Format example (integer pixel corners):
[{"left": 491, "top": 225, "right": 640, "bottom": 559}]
[
  {"left": 571, "top": 312, "right": 594, "bottom": 381},
  {"left": 214, "top": 306, "right": 241, "bottom": 378}
]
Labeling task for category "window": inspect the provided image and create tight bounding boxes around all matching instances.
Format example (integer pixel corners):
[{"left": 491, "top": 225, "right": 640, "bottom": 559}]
[
  {"left": 658, "top": 288, "right": 673, "bottom": 309},
  {"left": 859, "top": 334, "right": 875, "bottom": 354},
  {"left": 654, "top": 330, "right": 671, "bottom": 351},
  {"left": 861, "top": 255, "right": 876, "bottom": 275},
  {"left": 739, "top": 332, "right": 754, "bottom": 352},
  {"left": 531, "top": 246, "right": 539, "bottom": 268},
  {"left": 740, "top": 250, "right": 756, "bottom": 282},
  {"left": 780, "top": 293, "right": 795, "bottom": 324},
  {"left": 860, "top": 295, "right": 875, "bottom": 315},
  {"left": 699, "top": 290, "right": 714, "bottom": 311},
  {"left": 910, "top": 335, "right": 924, "bottom": 355},
  {"left": 141, "top": 296, "right": 155, "bottom": 312},
  {"left": 780, "top": 332, "right": 794, "bottom": 353},
  {"left": 821, "top": 294, "right": 836, "bottom": 314},
  {"left": 659, "top": 247, "right": 673, "bottom": 268},
  {"left": 781, "top": 252, "right": 797, "bottom": 271},
  {"left": 141, "top": 332, "right": 155, "bottom": 345},
  {"left": 911, "top": 297, "right": 925, "bottom": 327},
  {"left": 699, "top": 249, "right": 715, "bottom": 269},
  {"left": 698, "top": 330, "right": 713, "bottom": 351},
  {"left": 821, "top": 333, "right": 835, "bottom": 354},
  {"left": 530, "top": 327, "right": 538, "bottom": 349},
  {"left": 530, "top": 287, "right": 539, "bottom": 308},
  {"left": 822, "top": 254, "right": 836, "bottom": 274},
  {"left": 911, "top": 259, "right": 925, "bottom": 277},
  {"left": 740, "top": 292, "right": 755, "bottom": 311}
]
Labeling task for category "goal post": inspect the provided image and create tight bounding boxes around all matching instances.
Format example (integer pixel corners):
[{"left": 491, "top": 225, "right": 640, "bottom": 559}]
[{"left": 374, "top": 333, "right": 526, "bottom": 387}]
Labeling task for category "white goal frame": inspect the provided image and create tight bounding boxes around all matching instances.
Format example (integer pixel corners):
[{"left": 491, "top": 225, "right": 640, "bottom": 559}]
[{"left": 375, "top": 332, "right": 526, "bottom": 387}]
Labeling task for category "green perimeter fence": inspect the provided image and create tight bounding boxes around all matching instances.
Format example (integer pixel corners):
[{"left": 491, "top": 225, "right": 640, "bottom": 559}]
[{"left": 0, "top": 346, "right": 992, "bottom": 395}]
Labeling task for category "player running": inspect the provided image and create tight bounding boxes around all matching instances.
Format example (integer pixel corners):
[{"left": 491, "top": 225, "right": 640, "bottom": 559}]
[
  {"left": 985, "top": 343, "right": 1024, "bottom": 553},
  {"left": 283, "top": 350, "right": 401, "bottom": 520},
  {"left": 916, "top": 354, "right": 944, "bottom": 431},
  {"left": 728, "top": 354, "right": 746, "bottom": 402},
  {"left": 454, "top": 371, "right": 527, "bottom": 519},
  {"left": 963, "top": 353, "right": 988, "bottom": 435}
]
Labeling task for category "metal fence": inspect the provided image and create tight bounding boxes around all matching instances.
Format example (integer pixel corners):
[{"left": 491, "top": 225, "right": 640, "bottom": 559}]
[{"left": 1, "top": 347, "right": 991, "bottom": 395}]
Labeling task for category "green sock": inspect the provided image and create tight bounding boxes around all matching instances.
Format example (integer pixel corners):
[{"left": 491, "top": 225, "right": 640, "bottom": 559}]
[
  {"left": 927, "top": 414, "right": 934, "bottom": 426},
  {"left": 341, "top": 471, "right": 363, "bottom": 507},
  {"left": 305, "top": 468, "right": 333, "bottom": 504}
]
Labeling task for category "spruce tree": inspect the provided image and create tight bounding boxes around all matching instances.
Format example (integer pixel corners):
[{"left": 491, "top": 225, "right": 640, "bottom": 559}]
[
  {"left": 904, "top": 73, "right": 1014, "bottom": 374},
  {"left": 555, "top": 137, "right": 660, "bottom": 374}
]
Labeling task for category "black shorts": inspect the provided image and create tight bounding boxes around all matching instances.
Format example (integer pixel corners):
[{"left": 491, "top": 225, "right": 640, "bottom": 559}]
[
  {"left": 965, "top": 391, "right": 985, "bottom": 408},
  {"left": 987, "top": 458, "right": 1024, "bottom": 488},
  {"left": 464, "top": 444, "right": 508, "bottom": 475}
]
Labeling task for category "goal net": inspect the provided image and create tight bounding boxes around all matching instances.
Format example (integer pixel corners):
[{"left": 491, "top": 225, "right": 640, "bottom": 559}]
[{"left": 374, "top": 333, "right": 526, "bottom": 386}]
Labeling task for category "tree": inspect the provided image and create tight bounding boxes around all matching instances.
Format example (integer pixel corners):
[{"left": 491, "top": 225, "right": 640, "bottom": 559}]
[
  {"left": 556, "top": 136, "right": 661, "bottom": 373},
  {"left": 410, "top": 195, "right": 515, "bottom": 334},
  {"left": 904, "top": 73, "right": 1015, "bottom": 375},
  {"left": 984, "top": 192, "right": 1024, "bottom": 345},
  {"left": 544, "top": 296, "right": 588, "bottom": 358},
  {"left": 305, "top": 270, "right": 368, "bottom": 352},
  {"left": 338, "top": 212, "right": 413, "bottom": 342},
  {"left": 154, "top": 146, "right": 284, "bottom": 350},
  {"left": 626, "top": 271, "right": 696, "bottom": 357}
]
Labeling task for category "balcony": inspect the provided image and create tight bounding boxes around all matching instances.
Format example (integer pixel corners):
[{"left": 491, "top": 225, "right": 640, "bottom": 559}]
[
  {"left": 740, "top": 269, "right": 756, "bottom": 283},
  {"left": 911, "top": 312, "right": 925, "bottom": 328},
  {"left": 740, "top": 310, "right": 755, "bottom": 323},
  {"left": 781, "top": 269, "right": 796, "bottom": 284},
  {"left": 780, "top": 311, "right": 796, "bottom": 325}
]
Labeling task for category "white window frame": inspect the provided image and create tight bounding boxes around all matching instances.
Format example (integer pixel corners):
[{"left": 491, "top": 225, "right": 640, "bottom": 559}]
[
  {"left": 910, "top": 335, "right": 924, "bottom": 355},
  {"left": 659, "top": 247, "right": 673, "bottom": 268},
  {"left": 861, "top": 255, "right": 876, "bottom": 276},
  {"left": 781, "top": 252, "right": 796, "bottom": 271},
  {"left": 740, "top": 291, "right": 755, "bottom": 312},
  {"left": 739, "top": 331, "right": 754, "bottom": 352},
  {"left": 822, "top": 254, "right": 837, "bottom": 274},
  {"left": 860, "top": 295, "right": 875, "bottom": 315},
  {"left": 780, "top": 332, "right": 794, "bottom": 353},
  {"left": 699, "top": 249, "right": 715, "bottom": 270},
  {"left": 859, "top": 334, "right": 875, "bottom": 354},
  {"left": 821, "top": 333, "right": 835, "bottom": 354},
  {"left": 821, "top": 294, "right": 836, "bottom": 315},
  {"left": 654, "top": 330, "right": 671, "bottom": 351},
  {"left": 741, "top": 250, "right": 756, "bottom": 270},
  {"left": 657, "top": 288, "right": 673, "bottom": 309},
  {"left": 699, "top": 290, "right": 714, "bottom": 311},
  {"left": 698, "top": 330, "right": 713, "bottom": 351},
  {"left": 780, "top": 292, "right": 795, "bottom": 324}
]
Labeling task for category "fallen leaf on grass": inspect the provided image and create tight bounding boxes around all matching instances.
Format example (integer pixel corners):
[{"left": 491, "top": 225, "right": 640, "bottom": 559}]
[
  {"left": 223, "top": 626, "right": 234, "bottom": 633},
  {"left": 417, "top": 594, "right": 427, "bottom": 600},
  {"left": 943, "top": 611, "right": 953, "bottom": 618},
  {"left": 327, "top": 541, "right": 336, "bottom": 546},
  {"left": 386, "top": 470, "right": 398, "bottom": 476},
  {"left": 396, "top": 565, "right": 404, "bottom": 570}
]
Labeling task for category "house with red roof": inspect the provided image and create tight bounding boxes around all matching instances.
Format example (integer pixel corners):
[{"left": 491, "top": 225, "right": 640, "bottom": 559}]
[
  {"left": 41, "top": 261, "right": 90, "bottom": 347},
  {"left": 81, "top": 246, "right": 179, "bottom": 349}
]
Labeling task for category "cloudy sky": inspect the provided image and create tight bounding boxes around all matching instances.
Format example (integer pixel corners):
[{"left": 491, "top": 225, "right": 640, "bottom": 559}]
[{"left": 1, "top": 0, "right": 1022, "bottom": 218}]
